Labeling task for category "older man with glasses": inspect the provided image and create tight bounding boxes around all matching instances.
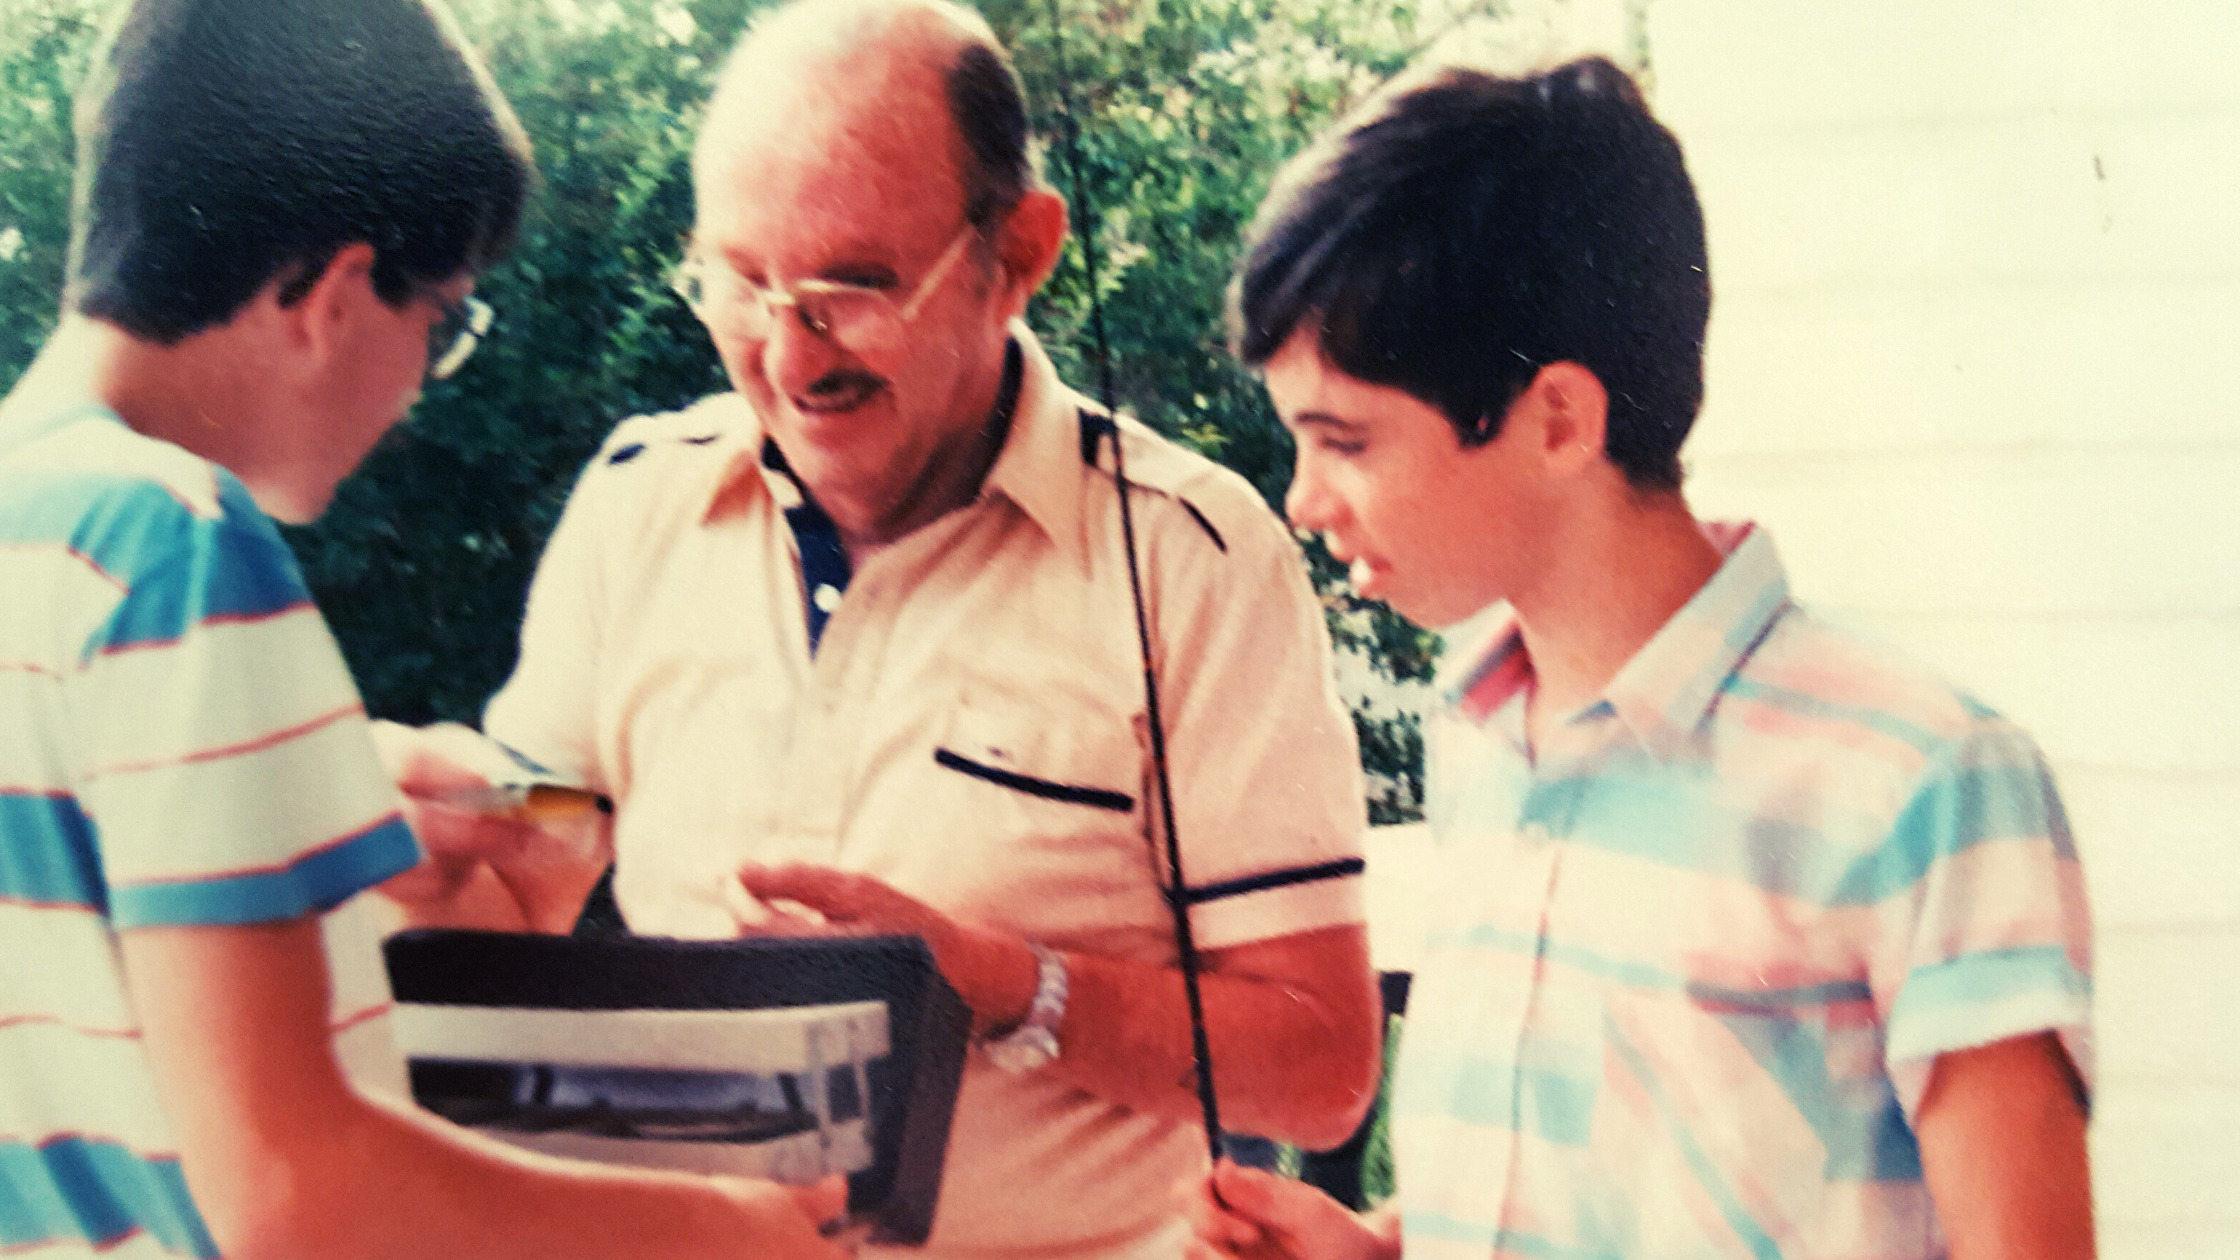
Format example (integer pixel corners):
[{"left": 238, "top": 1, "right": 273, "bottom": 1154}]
[{"left": 376, "top": 0, "right": 1383, "bottom": 1256}]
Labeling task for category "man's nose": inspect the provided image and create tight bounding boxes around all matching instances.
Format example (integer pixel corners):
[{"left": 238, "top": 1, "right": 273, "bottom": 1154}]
[
  {"left": 756, "top": 304, "right": 846, "bottom": 400},
  {"left": 1285, "top": 456, "right": 1336, "bottom": 534}
]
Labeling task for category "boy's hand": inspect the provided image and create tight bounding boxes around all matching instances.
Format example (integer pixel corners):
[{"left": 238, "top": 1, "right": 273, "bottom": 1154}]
[
  {"left": 715, "top": 1175, "right": 854, "bottom": 1260},
  {"left": 1180, "top": 1161, "right": 1399, "bottom": 1260}
]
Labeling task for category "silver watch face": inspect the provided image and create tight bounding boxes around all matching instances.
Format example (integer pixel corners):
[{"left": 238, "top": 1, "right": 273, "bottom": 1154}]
[{"left": 984, "top": 1025, "right": 1059, "bottom": 1073}]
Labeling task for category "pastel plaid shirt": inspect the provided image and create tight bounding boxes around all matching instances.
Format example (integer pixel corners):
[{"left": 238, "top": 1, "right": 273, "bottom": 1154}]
[{"left": 1388, "top": 523, "right": 2092, "bottom": 1259}]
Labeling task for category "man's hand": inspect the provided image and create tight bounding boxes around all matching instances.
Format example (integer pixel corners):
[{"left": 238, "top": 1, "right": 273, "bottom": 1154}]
[
  {"left": 735, "top": 863, "right": 1039, "bottom": 1036},
  {"left": 372, "top": 721, "right": 608, "bottom": 934},
  {"left": 1180, "top": 1161, "right": 1399, "bottom": 1260}
]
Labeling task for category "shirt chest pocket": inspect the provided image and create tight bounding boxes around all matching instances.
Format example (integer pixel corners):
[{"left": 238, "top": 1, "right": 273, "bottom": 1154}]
[{"left": 932, "top": 689, "right": 1142, "bottom": 819}]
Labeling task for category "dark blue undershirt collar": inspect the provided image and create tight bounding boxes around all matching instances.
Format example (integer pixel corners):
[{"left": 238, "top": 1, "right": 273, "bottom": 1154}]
[{"left": 762, "top": 340, "right": 1024, "bottom": 655}]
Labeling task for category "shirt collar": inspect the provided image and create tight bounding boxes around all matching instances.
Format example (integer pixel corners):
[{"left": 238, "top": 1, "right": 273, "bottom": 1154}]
[
  {"left": 1440, "top": 521, "right": 1792, "bottom": 760},
  {"left": 977, "top": 323, "right": 1097, "bottom": 573},
  {"left": 698, "top": 324, "right": 1090, "bottom": 569}
]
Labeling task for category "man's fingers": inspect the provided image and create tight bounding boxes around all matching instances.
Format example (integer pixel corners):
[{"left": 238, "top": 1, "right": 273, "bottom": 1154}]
[
  {"left": 1209, "top": 1160, "right": 1286, "bottom": 1220},
  {"left": 788, "top": 1174, "right": 850, "bottom": 1226},
  {"left": 405, "top": 799, "right": 546, "bottom": 864},
  {"left": 737, "top": 864, "right": 900, "bottom": 924},
  {"left": 737, "top": 863, "right": 848, "bottom": 901},
  {"left": 1181, "top": 1163, "right": 1274, "bottom": 1252}
]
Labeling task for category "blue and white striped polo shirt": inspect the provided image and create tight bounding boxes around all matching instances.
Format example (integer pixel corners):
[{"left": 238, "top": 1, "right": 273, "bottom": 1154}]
[
  {"left": 1389, "top": 523, "right": 2092, "bottom": 1260},
  {"left": 0, "top": 403, "right": 420, "bottom": 1257}
]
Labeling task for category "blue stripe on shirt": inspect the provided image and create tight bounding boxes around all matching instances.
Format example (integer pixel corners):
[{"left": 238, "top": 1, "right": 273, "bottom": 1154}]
[
  {"left": 87, "top": 520, "right": 311, "bottom": 656},
  {"left": 0, "top": 792, "right": 107, "bottom": 911},
  {"left": 109, "top": 814, "right": 421, "bottom": 929},
  {"left": 0, "top": 1136, "right": 218, "bottom": 1258},
  {"left": 1603, "top": 1022, "right": 1785, "bottom": 1260},
  {"left": 1830, "top": 753, "right": 2073, "bottom": 906},
  {"left": 1399, "top": 1211, "right": 1624, "bottom": 1260},
  {"left": 0, "top": 462, "right": 308, "bottom": 657},
  {"left": 1888, "top": 944, "right": 2090, "bottom": 1039}
]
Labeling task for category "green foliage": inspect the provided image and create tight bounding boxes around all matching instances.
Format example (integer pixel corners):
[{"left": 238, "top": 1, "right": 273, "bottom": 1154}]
[
  {"left": 0, "top": 0, "right": 1440, "bottom": 814},
  {"left": 0, "top": 0, "right": 101, "bottom": 396},
  {"left": 281, "top": 0, "right": 754, "bottom": 722},
  {"left": 1000, "top": 0, "right": 1443, "bottom": 817}
]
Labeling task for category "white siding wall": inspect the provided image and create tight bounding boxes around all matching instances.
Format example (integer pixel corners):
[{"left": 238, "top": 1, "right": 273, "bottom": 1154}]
[{"left": 1647, "top": 2, "right": 2240, "bottom": 1254}]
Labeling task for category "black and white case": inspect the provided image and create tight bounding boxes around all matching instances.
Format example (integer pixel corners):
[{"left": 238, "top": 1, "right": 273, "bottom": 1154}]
[{"left": 382, "top": 930, "right": 970, "bottom": 1245}]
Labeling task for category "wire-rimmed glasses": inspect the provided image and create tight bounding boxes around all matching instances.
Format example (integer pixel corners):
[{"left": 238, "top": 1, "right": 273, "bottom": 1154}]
[
  {"left": 428, "top": 294, "right": 495, "bottom": 381},
  {"left": 670, "top": 226, "right": 976, "bottom": 356}
]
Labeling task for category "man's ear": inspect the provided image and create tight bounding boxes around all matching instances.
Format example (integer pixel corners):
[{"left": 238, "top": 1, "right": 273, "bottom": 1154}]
[
  {"left": 275, "top": 242, "right": 381, "bottom": 368},
  {"left": 991, "top": 189, "right": 1069, "bottom": 318},
  {"left": 1524, "top": 361, "right": 1610, "bottom": 476}
]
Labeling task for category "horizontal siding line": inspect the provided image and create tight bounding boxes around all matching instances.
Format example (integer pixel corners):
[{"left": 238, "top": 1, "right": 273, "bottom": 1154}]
[
  {"left": 2097, "top": 917, "right": 2240, "bottom": 934},
  {"left": 1671, "top": 102, "right": 2240, "bottom": 141},
  {"left": 1807, "top": 607, "right": 2240, "bottom": 626},
  {"left": 1715, "top": 272, "right": 2240, "bottom": 301},
  {"left": 2052, "top": 765, "right": 2240, "bottom": 785},
  {"left": 2095, "top": 921, "right": 2240, "bottom": 940},
  {"left": 2091, "top": 1078, "right": 2240, "bottom": 1099},
  {"left": 2093, "top": 1071, "right": 2240, "bottom": 1091},
  {"left": 1710, "top": 275, "right": 2240, "bottom": 305},
  {"left": 1693, "top": 441, "right": 2240, "bottom": 467}
]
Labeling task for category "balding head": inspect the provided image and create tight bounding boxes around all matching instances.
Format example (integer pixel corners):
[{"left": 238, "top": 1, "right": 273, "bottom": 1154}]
[
  {"left": 699, "top": 0, "right": 1035, "bottom": 227},
  {"left": 676, "top": 0, "right": 1072, "bottom": 548}
]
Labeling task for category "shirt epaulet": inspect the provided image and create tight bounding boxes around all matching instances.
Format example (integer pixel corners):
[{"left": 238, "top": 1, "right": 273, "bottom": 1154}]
[
  {"left": 594, "top": 395, "right": 746, "bottom": 471},
  {"left": 1075, "top": 407, "right": 1247, "bottom": 556}
]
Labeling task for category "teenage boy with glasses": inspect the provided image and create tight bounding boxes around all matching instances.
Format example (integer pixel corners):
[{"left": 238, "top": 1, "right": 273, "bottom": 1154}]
[
  {"left": 0, "top": 1, "right": 842, "bottom": 1256},
  {"left": 375, "top": 0, "right": 1385, "bottom": 1255}
]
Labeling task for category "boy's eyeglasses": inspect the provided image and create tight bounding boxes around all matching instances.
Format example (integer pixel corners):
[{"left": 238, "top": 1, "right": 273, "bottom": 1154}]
[
  {"left": 428, "top": 294, "right": 495, "bottom": 381},
  {"left": 669, "top": 226, "right": 975, "bottom": 357}
]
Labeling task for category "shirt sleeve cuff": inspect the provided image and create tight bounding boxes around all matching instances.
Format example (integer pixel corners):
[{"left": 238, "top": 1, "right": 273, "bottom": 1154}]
[
  {"left": 1183, "top": 856, "right": 1368, "bottom": 951},
  {"left": 1883, "top": 945, "right": 2094, "bottom": 1121},
  {"left": 110, "top": 813, "right": 423, "bottom": 929}
]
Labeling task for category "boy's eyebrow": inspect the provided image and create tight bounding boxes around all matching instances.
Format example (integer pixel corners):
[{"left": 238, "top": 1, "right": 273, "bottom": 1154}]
[{"left": 1289, "top": 411, "right": 1367, "bottom": 434}]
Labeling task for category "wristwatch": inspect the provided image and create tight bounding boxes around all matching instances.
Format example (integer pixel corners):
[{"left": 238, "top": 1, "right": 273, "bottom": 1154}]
[{"left": 982, "top": 943, "right": 1068, "bottom": 1073}]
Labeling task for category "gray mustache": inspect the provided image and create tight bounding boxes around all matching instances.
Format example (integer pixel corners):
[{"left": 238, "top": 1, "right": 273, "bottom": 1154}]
[{"left": 801, "top": 370, "right": 884, "bottom": 409}]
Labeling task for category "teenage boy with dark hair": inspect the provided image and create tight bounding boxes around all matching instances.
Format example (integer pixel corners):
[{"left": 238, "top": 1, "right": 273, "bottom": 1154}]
[
  {"left": 1186, "top": 58, "right": 2095, "bottom": 1260},
  {"left": 0, "top": 2, "right": 841, "bottom": 1256}
]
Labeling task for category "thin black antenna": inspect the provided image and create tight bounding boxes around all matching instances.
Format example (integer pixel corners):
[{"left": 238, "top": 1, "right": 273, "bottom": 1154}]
[{"left": 1039, "top": 0, "right": 1225, "bottom": 1161}]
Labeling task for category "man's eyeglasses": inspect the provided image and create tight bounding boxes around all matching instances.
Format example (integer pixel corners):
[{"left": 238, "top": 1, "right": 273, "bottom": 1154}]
[
  {"left": 670, "top": 226, "right": 976, "bottom": 356},
  {"left": 428, "top": 294, "right": 495, "bottom": 381}
]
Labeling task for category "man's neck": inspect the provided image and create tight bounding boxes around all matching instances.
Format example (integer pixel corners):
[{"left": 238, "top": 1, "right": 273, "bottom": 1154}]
[
  {"left": 833, "top": 340, "right": 1023, "bottom": 565},
  {"left": 1511, "top": 489, "right": 1725, "bottom": 749}
]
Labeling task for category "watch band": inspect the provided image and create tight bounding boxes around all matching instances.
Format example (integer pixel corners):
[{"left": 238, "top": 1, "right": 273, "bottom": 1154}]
[{"left": 983, "top": 942, "right": 1067, "bottom": 1072}]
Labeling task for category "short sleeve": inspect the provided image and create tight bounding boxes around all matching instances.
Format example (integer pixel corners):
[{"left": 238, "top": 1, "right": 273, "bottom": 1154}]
[
  {"left": 1150, "top": 482, "right": 1368, "bottom": 951},
  {"left": 67, "top": 500, "right": 418, "bottom": 929},
  {"left": 1871, "top": 718, "right": 2094, "bottom": 1120}
]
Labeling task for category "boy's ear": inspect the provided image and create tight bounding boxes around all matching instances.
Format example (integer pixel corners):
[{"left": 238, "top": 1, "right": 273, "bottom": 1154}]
[
  {"left": 1525, "top": 361, "right": 1609, "bottom": 476},
  {"left": 274, "top": 242, "right": 381, "bottom": 368}
]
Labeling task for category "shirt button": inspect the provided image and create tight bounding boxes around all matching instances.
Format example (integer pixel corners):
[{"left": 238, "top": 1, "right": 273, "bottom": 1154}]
[{"left": 813, "top": 583, "right": 843, "bottom": 613}]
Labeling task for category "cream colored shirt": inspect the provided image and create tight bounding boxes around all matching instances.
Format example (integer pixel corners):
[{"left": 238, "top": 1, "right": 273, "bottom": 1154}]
[{"left": 486, "top": 327, "right": 1366, "bottom": 1259}]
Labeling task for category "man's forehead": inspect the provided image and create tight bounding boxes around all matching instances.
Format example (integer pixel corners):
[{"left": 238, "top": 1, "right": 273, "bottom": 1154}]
[{"left": 694, "top": 64, "right": 964, "bottom": 242}]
